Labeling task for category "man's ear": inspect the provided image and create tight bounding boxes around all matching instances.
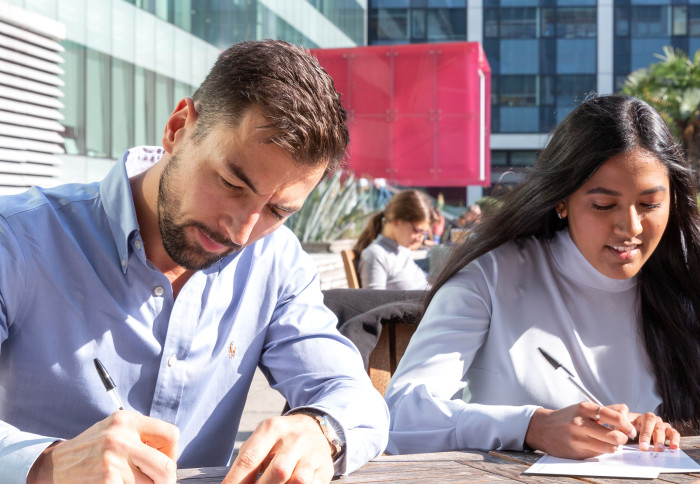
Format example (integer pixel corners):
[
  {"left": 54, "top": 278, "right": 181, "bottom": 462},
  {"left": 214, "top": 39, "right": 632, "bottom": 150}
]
[{"left": 162, "top": 97, "right": 198, "bottom": 153}]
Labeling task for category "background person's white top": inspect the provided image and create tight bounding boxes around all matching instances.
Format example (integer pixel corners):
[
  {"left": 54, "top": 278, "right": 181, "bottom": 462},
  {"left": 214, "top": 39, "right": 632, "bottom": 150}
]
[
  {"left": 358, "top": 235, "right": 430, "bottom": 290},
  {"left": 385, "top": 228, "right": 661, "bottom": 454}
]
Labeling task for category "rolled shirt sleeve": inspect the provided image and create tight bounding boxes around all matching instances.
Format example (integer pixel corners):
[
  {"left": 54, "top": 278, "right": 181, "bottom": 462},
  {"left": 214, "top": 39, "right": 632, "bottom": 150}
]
[
  {"left": 258, "top": 235, "right": 389, "bottom": 474},
  {"left": 0, "top": 422, "right": 58, "bottom": 484}
]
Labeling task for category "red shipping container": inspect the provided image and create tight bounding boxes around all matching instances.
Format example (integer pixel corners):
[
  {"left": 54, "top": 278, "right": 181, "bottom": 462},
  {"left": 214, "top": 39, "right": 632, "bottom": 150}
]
[{"left": 312, "top": 42, "right": 491, "bottom": 187}]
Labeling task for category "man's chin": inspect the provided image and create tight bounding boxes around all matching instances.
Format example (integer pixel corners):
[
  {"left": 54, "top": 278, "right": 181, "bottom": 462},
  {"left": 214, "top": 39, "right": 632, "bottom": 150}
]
[{"left": 168, "top": 246, "right": 240, "bottom": 271}]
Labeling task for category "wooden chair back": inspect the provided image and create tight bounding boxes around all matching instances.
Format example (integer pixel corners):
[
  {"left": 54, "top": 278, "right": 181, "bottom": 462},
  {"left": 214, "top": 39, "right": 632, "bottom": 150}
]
[
  {"left": 340, "top": 249, "right": 360, "bottom": 289},
  {"left": 367, "top": 321, "right": 417, "bottom": 396}
]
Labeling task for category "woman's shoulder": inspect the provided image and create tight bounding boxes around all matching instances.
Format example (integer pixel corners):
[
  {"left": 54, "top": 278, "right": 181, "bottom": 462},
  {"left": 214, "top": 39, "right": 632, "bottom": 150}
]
[
  {"left": 362, "top": 236, "right": 396, "bottom": 257},
  {"left": 484, "top": 235, "right": 548, "bottom": 263},
  {"left": 455, "top": 235, "right": 551, "bottom": 283}
]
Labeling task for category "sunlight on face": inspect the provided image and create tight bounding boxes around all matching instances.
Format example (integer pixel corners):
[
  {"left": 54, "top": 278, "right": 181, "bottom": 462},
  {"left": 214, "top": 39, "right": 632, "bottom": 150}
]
[
  {"left": 560, "top": 149, "right": 670, "bottom": 280},
  {"left": 158, "top": 109, "right": 326, "bottom": 270}
]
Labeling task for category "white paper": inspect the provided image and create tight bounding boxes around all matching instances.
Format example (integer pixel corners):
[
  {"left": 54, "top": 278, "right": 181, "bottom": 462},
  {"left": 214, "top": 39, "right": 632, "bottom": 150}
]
[{"left": 524, "top": 445, "right": 700, "bottom": 479}]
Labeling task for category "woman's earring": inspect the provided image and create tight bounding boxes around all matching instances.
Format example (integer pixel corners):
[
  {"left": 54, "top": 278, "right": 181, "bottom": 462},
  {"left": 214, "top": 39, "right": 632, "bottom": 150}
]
[{"left": 557, "top": 211, "right": 563, "bottom": 219}]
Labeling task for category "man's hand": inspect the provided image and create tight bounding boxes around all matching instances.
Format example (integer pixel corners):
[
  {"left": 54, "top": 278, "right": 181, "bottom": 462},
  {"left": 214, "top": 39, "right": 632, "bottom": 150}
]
[
  {"left": 223, "top": 414, "right": 335, "bottom": 484},
  {"left": 27, "top": 411, "right": 179, "bottom": 484}
]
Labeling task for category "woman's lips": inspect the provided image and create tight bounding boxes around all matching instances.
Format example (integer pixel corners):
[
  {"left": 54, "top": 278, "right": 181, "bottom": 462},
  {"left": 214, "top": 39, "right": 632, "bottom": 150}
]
[{"left": 607, "top": 244, "right": 639, "bottom": 260}]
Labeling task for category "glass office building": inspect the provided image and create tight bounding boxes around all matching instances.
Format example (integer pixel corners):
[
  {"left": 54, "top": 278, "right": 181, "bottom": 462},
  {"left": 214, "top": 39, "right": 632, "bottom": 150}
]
[
  {"left": 3, "top": 0, "right": 366, "bottom": 186},
  {"left": 369, "top": 0, "right": 700, "bottom": 195}
]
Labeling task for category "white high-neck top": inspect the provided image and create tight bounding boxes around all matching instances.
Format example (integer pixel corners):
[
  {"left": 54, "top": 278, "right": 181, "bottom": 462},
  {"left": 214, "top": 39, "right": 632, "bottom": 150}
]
[{"left": 385, "top": 228, "right": 661, "bottom": 454}]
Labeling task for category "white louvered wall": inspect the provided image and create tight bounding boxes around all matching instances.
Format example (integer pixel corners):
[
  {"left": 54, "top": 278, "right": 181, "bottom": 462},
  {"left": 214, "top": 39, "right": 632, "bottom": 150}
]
[{"left": 0, "top": 3, "right": 65, "bottom": 196}]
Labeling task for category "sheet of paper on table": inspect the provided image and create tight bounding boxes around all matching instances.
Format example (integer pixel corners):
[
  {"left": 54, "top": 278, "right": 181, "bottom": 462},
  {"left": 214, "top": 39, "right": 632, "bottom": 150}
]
[{"left": 524, "top": 445, "right": 700, "bottom": 479}]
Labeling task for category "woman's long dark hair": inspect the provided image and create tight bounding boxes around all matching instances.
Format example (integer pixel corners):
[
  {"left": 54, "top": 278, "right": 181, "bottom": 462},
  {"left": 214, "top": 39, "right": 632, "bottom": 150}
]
[
  {"left": 427, "top": 95, "right": 700, "bottom": 432},
  {"left": 353, "top": 189, "right": 434, "bottom": 256}
]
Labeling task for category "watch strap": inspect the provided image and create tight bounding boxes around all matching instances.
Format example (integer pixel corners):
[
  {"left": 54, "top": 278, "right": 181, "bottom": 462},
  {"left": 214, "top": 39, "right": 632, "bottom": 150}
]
[{"left": 290, "top": 410, "right": 345, "bottom": 460}]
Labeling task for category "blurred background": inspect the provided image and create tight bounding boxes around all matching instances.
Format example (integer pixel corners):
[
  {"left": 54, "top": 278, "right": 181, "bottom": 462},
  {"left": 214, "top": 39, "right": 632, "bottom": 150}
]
[{"left": 3, "top": 0, "right": 700, "bottom": 242}]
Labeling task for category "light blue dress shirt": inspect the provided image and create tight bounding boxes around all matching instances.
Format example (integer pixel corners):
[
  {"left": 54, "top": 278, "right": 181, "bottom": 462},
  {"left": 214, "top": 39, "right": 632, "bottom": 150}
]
[{"left": 0, "top": 149, "right": 389, "bottom": 482}]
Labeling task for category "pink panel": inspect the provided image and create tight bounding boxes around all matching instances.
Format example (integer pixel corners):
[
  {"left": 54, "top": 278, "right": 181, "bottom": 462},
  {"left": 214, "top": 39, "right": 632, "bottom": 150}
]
[
  {"left": 348, "top": 49, "right": 392, "bottom": 115},
  {"left": 346, "top": 116, "right": 392, "bottom": 179},
  {"left": 436, "top": 43, "right": 472, "bottom": 115},
  {"left": 438, "top": 115, "right": 480, "bottom": 185},
  {"left": 393, "top": 47, "right": 434, "bottom": 115},
  {"left": 392, "top": 116, "right": 434, "bottom": 184},
  {"left": 313, "top": 50, "right": 350, "bottom": 109},
  {"left": 312, "top": 42, "right": 491, "bottom": 187}
]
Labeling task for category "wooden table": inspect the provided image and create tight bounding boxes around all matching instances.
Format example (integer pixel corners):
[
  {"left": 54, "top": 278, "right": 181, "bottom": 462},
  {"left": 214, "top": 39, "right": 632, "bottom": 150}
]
[{"left": 176, "top": 436, "right": 700, "bottom": 483}]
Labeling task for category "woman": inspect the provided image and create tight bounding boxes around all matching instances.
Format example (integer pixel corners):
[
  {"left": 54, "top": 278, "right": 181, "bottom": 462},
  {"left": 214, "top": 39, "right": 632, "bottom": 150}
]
[
  {"left": 384, "top": 95, "right": 700, "bottom": 459},
  {"left": 353, "top": 190, "right": 434, "bottom": 290}
]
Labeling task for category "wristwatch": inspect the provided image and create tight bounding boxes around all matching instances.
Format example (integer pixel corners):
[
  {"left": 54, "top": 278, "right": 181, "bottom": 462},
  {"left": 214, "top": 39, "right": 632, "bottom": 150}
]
[{"left": 293, "top": 411, "right": 345, "bottom": 460}]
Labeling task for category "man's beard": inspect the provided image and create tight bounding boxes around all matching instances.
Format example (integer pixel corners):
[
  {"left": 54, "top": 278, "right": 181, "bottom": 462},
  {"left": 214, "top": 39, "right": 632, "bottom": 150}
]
[{"left": 157, "top": 154, "right": 241, "bottom": 271}]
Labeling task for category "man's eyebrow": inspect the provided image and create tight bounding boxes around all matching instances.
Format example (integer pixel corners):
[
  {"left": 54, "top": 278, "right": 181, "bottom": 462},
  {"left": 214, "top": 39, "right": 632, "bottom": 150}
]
[
  {"left": 226, "top": 163, "right": 260, "bottom": 195},
  {"left": 226, "top": 162, "right": 303, "bottom": 214},
  {"left": 585, "top": 186, "right": 667, "bottom": 196}
]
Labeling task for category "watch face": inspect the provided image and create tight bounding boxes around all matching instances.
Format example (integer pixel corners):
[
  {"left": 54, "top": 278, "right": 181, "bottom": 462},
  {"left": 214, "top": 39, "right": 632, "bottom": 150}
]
[{"left": 315, "top": 415, "right": 344, "bottom": 458}]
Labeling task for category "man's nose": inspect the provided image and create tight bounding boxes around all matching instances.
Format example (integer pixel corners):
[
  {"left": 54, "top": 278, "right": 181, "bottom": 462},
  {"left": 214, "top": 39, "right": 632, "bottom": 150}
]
[{"left": 222, "top": 210, "right": 260, "bottom": 246}]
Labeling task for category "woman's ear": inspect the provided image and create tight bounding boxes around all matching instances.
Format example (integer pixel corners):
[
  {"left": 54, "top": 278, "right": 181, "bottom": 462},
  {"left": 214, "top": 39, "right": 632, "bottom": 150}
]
[
  {"left": 556, "top": 202, "right": 568, "bottom": 219},
  {"left": 162, "top": 97, "right": 198, "bottom": 153}
]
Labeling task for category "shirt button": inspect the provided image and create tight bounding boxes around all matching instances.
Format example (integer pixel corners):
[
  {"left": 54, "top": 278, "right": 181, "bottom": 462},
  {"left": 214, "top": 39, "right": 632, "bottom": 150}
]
[
  {"left": 134, "top": 239, "right": 142, "bottom": 250},
  {"left": 121, "top": 258, "right": 127, "bottom": 268},
  {"left": 153, "top": 286, "right": 164, "bottom": 296},
  {"left": 167, "top": 355, "right": 177, "bottom": 367}
]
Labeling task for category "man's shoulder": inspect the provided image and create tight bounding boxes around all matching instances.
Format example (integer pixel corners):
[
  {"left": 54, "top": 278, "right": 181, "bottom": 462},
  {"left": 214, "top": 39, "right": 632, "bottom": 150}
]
[{"left": 0, "top": 182, "right": 100, "bottom": 220}]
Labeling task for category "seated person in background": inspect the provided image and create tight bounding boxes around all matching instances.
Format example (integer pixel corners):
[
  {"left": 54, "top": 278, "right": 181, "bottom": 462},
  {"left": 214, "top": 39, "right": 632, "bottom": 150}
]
[
  {"left": 444, "top": 204, "right": 481, "bottom": 244},
  {"left": 0, "top": 40, "right": 388, "bottom": 484},
  {"left": 385, "top": 95, "right": 700, "bottom": 459},
  {"left": 353, "top": 190, "right": 434, "bottom": 290},
  {"left": 464, "top": 203, "right": 482, "bottom": 228},
  {"left": 429, "top": 194, "right": 446, "bottom": 245}
]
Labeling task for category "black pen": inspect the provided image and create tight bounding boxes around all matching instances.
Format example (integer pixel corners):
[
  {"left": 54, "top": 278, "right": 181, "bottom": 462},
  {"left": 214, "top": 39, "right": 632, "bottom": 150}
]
[
  {"left": 94, "top": 357, "right": 126, "bottom": 411},
  {"left": 537, "top": 347, "right": 604, "bottom": 406}
]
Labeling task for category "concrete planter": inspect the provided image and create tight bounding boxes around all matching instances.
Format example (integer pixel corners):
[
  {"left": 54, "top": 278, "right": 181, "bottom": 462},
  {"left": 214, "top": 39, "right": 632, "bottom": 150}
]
[{"left": 301, "top": 239, "right": 355, "bottom": 253}]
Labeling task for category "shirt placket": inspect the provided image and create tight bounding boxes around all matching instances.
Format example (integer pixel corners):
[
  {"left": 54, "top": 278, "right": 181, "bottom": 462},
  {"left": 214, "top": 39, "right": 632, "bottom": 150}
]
[{"left": 148, "top": 274, "right": 203, "bottom": 422}]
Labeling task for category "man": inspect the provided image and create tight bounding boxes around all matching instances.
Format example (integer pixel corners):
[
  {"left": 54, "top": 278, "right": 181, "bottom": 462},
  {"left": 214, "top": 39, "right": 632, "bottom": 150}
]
[{"left": 0, "top": 40, "right": 389, "bottom": 483}]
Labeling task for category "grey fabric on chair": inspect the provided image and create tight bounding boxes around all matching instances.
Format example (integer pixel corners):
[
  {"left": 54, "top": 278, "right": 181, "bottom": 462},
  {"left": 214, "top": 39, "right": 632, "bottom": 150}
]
[{"left": 323, "top": 289, "right": 426, "bottom": 369}]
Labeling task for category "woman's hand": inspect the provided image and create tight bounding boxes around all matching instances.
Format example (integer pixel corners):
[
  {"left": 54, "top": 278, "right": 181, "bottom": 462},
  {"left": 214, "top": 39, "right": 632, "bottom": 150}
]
[
  {"left": 628, "top": 411, "right": 680, "bottom": 452},
  {"left": 524, "top": 402, "right": 637, "bottom": 459}
]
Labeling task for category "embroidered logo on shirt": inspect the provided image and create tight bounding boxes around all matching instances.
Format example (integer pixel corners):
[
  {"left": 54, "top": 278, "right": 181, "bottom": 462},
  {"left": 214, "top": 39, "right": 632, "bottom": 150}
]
[{"left": 229, "top": 342, "right": 237, "bottom": 359}]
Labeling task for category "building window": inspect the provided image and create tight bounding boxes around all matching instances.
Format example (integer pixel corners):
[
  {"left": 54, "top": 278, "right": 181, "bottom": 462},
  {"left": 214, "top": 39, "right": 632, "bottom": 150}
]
[
  {"left": 369, "top": 1, "right": 466, "bottom": 44},
  {"left": 488, "top": 4, "right": 596, "bottom": 134},
  {"left": 111, "top": 59, "right": 134, "bottom": 159},
  {"left": 371, "top": 8, "right": 409, "bottom": 42},
  {"left": 499, "top": 7, "right": 537, "bottom": 38},
  {"left": 86, "top": 49, "right": 111, "bottom": 158},
  {"left": 631, "top": 6, "right": 669, "bottom": 37},
  {"left": 427, "top": 8, "right": 466, "bottom": 40},
  {"left": 557, "top": 8, "right": 596, "bottom": 38},
  {"left": 498, "top": 75, "right": 537, "bottom": 106},
  {"left": 61, "top": 41, "right": 86, "bottom": 156}
]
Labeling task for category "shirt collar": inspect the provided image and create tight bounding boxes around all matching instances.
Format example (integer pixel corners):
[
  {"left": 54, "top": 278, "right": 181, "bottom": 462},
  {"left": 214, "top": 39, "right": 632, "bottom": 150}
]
[
  {"left": 549, "top": 228, "right": 637, "bottom": 292},
  {"left": 376, "top": 234, "right": 408, "bottom": 254},
  {"left": 100, "top": 150, "right": 141, "bottom": 274}
]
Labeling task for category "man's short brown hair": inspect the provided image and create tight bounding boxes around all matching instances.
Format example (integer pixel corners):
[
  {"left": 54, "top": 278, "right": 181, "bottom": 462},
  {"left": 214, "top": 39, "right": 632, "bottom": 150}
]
[{"left": 192, "top": 40, "right": 348, "bottom": 174}]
